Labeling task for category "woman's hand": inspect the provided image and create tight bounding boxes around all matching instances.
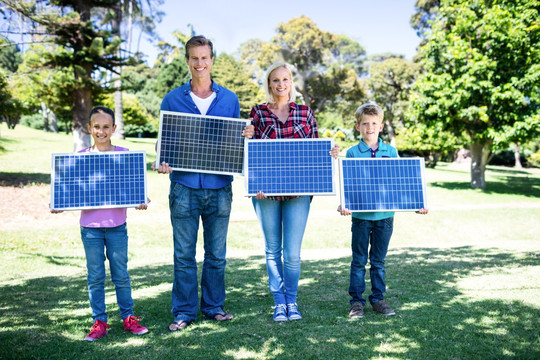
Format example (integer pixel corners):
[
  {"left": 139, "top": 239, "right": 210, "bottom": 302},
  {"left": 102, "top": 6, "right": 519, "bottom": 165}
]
[
  {"left": 329, "top": 145, "right": 340, "bottom": 159},
  {"left": 255, "top": 191, "right": 267, "bottom": 200},
  {"left": 337, "top": 205, "right": 351, "bottom": 216}
]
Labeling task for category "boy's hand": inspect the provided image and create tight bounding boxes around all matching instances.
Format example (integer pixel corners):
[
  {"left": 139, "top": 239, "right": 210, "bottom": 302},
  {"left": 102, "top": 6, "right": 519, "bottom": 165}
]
[
  {"left": 152, "top": 161, "right": 173, "bottom": 174},
  {"left": 416, "top": 208, "right": 429, "bottom": 214},
  {"left": 50, "top": 209, "right": 63, "bottom": 214},
  {"left": 255, "top": 191, "right": 267, "bottom": 200},
  {"left": 329, "top": 145, "right": 340, "bottom": 159},
  {"left": 242, "top": 123, "right": 255, "bottom": 139},
  {"left": 337, "top": 205, "right": 351, "bottom": 216}
]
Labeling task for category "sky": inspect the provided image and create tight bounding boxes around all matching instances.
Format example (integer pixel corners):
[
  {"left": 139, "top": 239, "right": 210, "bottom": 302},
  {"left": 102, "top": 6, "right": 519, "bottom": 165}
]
[{"left": 138, "top": 0, "right": 421, "bottom": 65}]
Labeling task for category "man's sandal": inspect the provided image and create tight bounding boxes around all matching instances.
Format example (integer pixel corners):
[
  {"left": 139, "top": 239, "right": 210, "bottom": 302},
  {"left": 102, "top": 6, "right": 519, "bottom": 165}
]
[
  {"left": 213, "top": 312, "right": 233, "bottom": 321},
  {"left": 168, "top": 320, "right": 190, "bottom": 331}
]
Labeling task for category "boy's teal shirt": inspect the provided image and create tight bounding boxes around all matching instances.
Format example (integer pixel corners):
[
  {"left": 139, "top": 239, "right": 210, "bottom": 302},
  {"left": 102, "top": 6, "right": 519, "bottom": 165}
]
[{"left": 345, "top": 138, "right": 398, "bottom": 221}]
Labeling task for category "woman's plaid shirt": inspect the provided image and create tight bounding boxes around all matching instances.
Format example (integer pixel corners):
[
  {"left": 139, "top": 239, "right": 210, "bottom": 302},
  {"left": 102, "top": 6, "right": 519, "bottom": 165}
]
[{"left": 249, "top": 102, "right": 319, "bottom": 201}]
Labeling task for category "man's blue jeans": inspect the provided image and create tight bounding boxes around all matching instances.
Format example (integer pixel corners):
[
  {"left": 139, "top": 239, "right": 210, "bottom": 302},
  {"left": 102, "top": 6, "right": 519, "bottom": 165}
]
[
  {"left": 80, "top": 223, "right": 134, "bottom": 322},
  {"left": 252, "top": 196, "right": 311, "bottom": 305},
  {"left": 349, "top": 217, "right": 394, "bottom": 306},
  {"left": 169, "top": 182, "right": 232, "bottom": 322}
]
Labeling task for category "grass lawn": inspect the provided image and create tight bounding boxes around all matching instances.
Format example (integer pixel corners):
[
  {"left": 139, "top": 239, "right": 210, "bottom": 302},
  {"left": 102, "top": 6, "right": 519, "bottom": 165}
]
[{"left": 1, "top": 124, "right": 539, "bottom": 360}]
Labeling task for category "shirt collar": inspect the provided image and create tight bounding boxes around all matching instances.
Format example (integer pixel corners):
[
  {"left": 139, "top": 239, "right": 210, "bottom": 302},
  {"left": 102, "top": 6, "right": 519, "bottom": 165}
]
[{"left": 358, "top": 138, "right": 388, "bottom": 153}]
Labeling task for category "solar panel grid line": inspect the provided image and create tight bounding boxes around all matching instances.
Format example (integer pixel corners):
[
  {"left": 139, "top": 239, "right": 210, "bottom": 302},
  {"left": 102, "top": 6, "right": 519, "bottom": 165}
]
[
  {"left": 244, "top": 138, "right": 336, "bottom": 196},
  {"left": 157, "top": 111, "right": 249, "bottom": 175},
  {"left": 50, "top": 151, "right": 148, "bottom": 211},
  {"left": 339, "top": 158, "right": 427, "bottom": 212}
]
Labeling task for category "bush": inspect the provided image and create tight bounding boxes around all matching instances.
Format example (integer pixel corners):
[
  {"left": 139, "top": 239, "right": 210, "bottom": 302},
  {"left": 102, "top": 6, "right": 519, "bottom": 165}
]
[
  {"left": 528, "top": 150, "right": 540, "bottom": 168},
  {"left": 124, "top": 123, "right": 157, "bottom": 138},
  {"left": 19, "top": 114, "right": 43, "bottom": 130},
  {"left": 489, "top": 150, "right": 527, "bottom": 167}
]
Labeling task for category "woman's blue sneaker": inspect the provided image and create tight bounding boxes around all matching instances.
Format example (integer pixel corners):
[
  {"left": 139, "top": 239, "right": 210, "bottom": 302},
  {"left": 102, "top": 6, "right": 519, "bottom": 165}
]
[
  {"left": 273, "top": 304, "right": 288, "bottom": 322},
  {"left": 287, "top": 303, "right": 302, "bottom": 320}
]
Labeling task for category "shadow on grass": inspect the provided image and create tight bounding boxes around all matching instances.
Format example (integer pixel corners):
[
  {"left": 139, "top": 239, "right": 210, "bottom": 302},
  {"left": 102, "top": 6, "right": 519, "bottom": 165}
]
[
  {"left": 430, "top": 177, "right": 540, "bottom": 197},
  {"left": 1, "top": 248, "right": 538, "bottom": 359},
  {"left": 0, "top": 172, "right": 51, "bottom": 187}
]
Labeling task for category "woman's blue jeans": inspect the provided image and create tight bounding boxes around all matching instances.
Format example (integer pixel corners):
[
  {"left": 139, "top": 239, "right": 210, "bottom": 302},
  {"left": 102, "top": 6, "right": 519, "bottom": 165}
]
[
  {"left": 169, "top": 183, "right": 232, "bottom": 322},
  {"left": 80, "top": 223, "right": 134, "bottom": 322},
  {"left": 349, "top": 217, "right": 394, "bottom": 306},
  {"left": 252, "top": 196, "right": 311, "bottom": 305}
]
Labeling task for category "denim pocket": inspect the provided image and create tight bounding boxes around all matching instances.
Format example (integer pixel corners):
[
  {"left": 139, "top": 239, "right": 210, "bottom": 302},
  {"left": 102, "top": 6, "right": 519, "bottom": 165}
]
[
  {"left": 216, "top": 184, "right": 232, "bottom": 217},
  {"left": 383, "top": 216, "right": 394, "bottom": 228},
  {"left": 169, "top": 182, "right": 191, "bottom": 217}
]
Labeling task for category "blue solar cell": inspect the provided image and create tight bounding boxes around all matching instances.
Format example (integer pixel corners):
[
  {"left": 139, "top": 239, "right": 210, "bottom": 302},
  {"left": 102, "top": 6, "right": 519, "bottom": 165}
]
[
  {"left": 157, "top": 111, "right": 249, "bottom": 175},
  {"left": 245, "top": 139, "right": 336, "bottom": 196},
  {"left": 339, "top": 158, "right": 427, "bottom": 212},
  {"left": 50, "top": 151, "right": 147, "bottom": 211}
]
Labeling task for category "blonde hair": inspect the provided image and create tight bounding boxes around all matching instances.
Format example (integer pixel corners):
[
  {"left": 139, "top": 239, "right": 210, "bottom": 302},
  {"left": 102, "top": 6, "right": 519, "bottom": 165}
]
[
  {"left": 264, "top": 62, "right": 297, "bottom": 104},
  {"left": 355, "top": 102, "right": 384, "bottom": 124}
]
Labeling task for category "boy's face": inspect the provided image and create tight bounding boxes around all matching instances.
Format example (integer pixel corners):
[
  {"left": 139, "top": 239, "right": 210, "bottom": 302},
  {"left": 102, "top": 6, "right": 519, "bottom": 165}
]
[
  {"left": 88, "top": 112, "right": 116, "bottom": 146},
  {"left": 355, "top": 114, "right": 384, "bottom": 144}
]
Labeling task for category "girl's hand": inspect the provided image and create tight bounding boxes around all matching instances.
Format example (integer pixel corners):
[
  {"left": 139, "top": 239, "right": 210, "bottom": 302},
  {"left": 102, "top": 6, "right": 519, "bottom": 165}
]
[
  {"left": 152, "top": 161, "right": 173, "bottom": 174},
  {"left": 255, "top": 191, "right": 267, "bottom": 200},
  {"left": 416, "top": 208, "right": 429, "bottom": 214}
]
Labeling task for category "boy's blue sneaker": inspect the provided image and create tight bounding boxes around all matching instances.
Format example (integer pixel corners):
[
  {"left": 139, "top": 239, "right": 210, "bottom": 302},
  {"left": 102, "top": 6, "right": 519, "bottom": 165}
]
[
  {"left": 287, "top": 303, "right": 302, "bottom": 320},
  {"left": 273, "top": 304, "right": 288, "bottom": 322}
]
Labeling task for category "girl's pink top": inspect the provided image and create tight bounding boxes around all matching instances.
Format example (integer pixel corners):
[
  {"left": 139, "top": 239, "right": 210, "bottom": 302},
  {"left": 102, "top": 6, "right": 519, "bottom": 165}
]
[{"left": 79, "top": 146, "right": 129, "bottom": 228}]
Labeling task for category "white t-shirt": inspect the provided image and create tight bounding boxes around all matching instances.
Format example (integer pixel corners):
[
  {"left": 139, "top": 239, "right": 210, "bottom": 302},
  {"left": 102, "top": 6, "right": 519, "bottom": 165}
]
[{"left": 190, "top": 91, "right": 216, "bottom": 115}]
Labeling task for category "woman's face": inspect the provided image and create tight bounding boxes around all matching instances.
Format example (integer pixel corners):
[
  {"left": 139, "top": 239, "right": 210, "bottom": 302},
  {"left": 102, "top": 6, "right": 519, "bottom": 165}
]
[{"left": 268, "top": 66, "right": 291, "bottom": 101}]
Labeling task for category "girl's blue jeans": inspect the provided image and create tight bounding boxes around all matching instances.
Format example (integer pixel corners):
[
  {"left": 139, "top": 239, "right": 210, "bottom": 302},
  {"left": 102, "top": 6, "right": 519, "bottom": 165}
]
[
  {"left": 80, "top": 223, "right": 134, "bottom": 323},
  {"left": 349, "top": 217, "right": 394, "bottom": 305},
  {"left": 252, "top": 196, "right": 311, "bottom": 305}
]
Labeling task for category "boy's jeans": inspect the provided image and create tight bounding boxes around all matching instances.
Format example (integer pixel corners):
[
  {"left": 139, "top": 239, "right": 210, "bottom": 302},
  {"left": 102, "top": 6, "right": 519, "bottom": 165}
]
[
  {"left": 252, "top": 196, "right": 311, "bottom": 305},
  {"left": 349, "top": 217, "right": 394, "bottom": 306},
  {"left": 81, "top": 223, "right": 134, "bottom": 323},
  {"left": 169, "top": 182, "right": 232, "bottom": 322}
]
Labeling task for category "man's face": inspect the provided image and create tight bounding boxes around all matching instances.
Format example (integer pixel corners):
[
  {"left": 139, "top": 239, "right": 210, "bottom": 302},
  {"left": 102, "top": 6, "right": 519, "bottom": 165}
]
[{"left": 186, "top": 45, "right": 214, "bottom": 80}]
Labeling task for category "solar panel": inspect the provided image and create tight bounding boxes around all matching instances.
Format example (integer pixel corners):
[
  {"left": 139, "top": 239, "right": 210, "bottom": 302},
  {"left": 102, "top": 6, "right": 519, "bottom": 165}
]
[
  {"left": 339, "top": 158, "right": 427, "bottom": 212},
  {"left": 244, "top": 138, "right": 336, "bottom": 196},
  {"left": 157, "top": 111, "right": 249, "bottom": 175},
  {"left": 50, "top": 151, "right": 148, "bottom": 211}
]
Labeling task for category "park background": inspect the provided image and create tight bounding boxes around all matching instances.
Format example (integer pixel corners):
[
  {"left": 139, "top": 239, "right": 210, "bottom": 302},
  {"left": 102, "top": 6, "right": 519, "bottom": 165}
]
[{"left": 1, "top": 0, "right": 539, "bottom": 359}]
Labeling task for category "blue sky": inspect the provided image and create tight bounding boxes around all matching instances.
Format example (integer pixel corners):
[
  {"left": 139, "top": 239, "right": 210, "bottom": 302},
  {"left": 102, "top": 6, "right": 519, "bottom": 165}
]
[{"left": 138, "top": 0, "right": 421, "bottom": 64}]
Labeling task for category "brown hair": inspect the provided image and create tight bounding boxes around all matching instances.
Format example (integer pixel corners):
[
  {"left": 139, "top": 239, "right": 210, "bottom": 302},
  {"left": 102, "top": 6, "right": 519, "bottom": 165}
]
[{"left": 185, "top": 35, "right": 214, "bottom": 60}]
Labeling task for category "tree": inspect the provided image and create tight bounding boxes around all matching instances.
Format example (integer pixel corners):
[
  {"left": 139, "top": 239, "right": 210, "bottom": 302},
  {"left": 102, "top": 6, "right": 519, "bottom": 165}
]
[
  {"left": 257, "top": 16, "right": 367, "bottom": 118},
  {"left": 0, "top": 36, "right": 22, "bottom": 72},
  {"left": 409, "top": 0, "right": 540, "bottom": 189},
  {"left": 212, "top": 53, "right": 262, "bottom": 118},
  {"left": 0, "top": 0, "right": 137, "bottom": 150},
  {"left": 410, "top": 0, "right": 441, "bottom": 38},
  {"left": 368, "top": 57, "right": 420, "bottom": 146}
]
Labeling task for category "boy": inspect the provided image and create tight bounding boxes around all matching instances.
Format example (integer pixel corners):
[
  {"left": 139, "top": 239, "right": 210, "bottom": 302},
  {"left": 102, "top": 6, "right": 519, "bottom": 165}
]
[{"left": 338, "top": 102, "right": 428, "bottom": 318}]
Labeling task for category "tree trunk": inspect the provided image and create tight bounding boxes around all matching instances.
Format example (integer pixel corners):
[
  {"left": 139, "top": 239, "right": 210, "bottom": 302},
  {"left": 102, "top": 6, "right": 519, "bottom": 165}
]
[
  {"left": 41, "top": 102, "right": 49, "bottom": 132},
  {"left": 49, "top": 110, "right": 58, "bottom": 133},
  {"left": 112, "top": 3, "right": 125, "bottom": 139},
  {"left": 513, "top": 143, "right": 522, "bottom": 169},
  {"left": 385, "top": 119, "right": 396, "bottom": 147},
  {"left": 72, "top": 86, "right": 92, "bottom": 152},
  {"left": 469, "top": 142, "right": 491, "bottom": 189}
]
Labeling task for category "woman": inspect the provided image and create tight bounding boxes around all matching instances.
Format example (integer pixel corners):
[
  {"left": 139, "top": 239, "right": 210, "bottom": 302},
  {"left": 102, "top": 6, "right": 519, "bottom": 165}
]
[{"left": 250, "top": 62, "right": 339, "bottom": 321}]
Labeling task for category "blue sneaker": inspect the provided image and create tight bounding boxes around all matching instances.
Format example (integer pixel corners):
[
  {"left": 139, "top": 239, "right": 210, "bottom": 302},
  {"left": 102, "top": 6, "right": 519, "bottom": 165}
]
[
  {"left": 273, "top": 304, "right": 288, "bottom": 322},
  {"left": 287, "top": 303, "right": 302, "bottom": 320}
]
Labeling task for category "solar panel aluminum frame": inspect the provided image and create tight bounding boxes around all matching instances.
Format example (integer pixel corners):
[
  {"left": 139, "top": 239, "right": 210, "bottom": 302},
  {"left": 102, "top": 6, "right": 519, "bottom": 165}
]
[
  {"left": 244, "top": 138, "right": 337, "bottom": 197},
  {"left": 50, "top": 151, "right": 148, "bottom": 211},
  {"left": 339, "top": 157, "right": 428, "bottom": 212},
  {"left": 157, "top": 111, "right": 250, "bottom": 176}
]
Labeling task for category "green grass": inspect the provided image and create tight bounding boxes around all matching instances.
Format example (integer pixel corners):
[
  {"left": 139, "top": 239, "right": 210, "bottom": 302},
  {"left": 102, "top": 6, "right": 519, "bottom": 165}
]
[{"left": 1, "top": 124, "right": 539, "bottom": 359}]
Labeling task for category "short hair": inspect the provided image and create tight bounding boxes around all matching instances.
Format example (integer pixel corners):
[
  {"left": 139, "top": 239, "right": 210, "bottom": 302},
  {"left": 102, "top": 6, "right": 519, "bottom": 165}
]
[
  {"left": 355, "top": 102, "right": 384, "bottom": 124},
  {"left": 185, "top": 35, "right": 214, "bottom": 60},
  {"left": 264, "top": 62, "right": 297, "bottom": 104},
  {"left": 89, "top": 106, "right": 115, "bottom": 125}
]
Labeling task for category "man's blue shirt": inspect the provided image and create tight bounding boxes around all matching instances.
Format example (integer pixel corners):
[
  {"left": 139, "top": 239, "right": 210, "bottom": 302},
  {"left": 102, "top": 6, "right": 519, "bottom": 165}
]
[
  {"left": 161, "top": 80, "right": 241, "bottom": 189},
  {"left": 346, "top": 138, "right": 398, "bottom": 221}
]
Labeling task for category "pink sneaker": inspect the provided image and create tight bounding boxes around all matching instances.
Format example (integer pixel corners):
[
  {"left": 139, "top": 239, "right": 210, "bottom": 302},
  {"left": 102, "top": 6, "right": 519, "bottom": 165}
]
[
  {"left": 84, "top": 320, "right": 110, "bottom": 342},
  {"left": 123, "top": 315, "right": 149, "bottom": 335}
]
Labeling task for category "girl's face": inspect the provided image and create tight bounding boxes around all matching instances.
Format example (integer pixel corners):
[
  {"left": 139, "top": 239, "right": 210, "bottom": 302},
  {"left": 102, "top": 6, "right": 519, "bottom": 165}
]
[
  {"left": 88, "top": 112, "right": 116, "bottom": 146},
  {"left": 268, "top": 66, "right": 291, "bottom": 101},
  {"left": 355, "top": 114, "right": 384, "bottom": 144}
]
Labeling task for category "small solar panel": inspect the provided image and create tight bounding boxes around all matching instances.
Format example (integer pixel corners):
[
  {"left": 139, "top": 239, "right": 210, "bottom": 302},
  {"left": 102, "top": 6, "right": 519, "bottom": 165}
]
[
  {"left": 157, "top": 111, "right": 249, "bottom": 175},
  {"left": 50, "top": 151, "right": 148, "bottom": 211},
  {"left": 245, "top": 138, "right": 336, "bottom": 196},
  {"left": 339, "top": 158, "right": 427, "bottom": 212}
]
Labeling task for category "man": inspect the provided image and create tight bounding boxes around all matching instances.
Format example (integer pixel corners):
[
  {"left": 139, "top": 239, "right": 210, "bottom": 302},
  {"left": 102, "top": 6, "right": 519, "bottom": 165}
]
[{"left": 154, "top": 35, "right": 253, "bottom": 331}]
